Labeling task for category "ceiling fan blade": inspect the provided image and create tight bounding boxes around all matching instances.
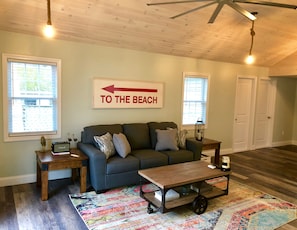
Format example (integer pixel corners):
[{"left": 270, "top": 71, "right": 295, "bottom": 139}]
[
  {"left": 147, "top": 0, "right": 212, "bottom": 6},
  {"left": 227, "top": 1, "right": 257, "bottom": 20},
  {"left": 171, "top": 1, "right": 217, "bottom": 19},
  {"left": 208, "top": 2, "right": 225, "bottom": 23},
  {"left": 234, "top": 0, "right": 297, "bottom": 9}
]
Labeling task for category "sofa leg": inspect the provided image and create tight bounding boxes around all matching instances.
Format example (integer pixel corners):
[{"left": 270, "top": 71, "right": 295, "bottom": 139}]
[
  {"left": 96, "top": 189, "right": 108, "bottom": 194},
  {"left": 86, "top": 186, "right": 94, "bottom": 192}
]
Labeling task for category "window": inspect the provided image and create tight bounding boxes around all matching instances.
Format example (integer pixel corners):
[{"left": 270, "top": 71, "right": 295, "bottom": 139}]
[
  {"left": 182, "top": 72, "right": 209, "bottom": 126},
  {"left": 2, "top": 54, "right": 61, "bottom": 141}
]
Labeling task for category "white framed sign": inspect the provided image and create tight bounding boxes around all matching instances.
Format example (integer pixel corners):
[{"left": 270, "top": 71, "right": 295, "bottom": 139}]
[{"left": 93, "top": 78, "right": 164, "bottom": 108}]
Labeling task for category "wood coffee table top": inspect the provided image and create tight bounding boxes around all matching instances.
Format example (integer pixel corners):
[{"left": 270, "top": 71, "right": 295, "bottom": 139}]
[{"left": 138, "top": 161, "right": 230, "bottom": 190}]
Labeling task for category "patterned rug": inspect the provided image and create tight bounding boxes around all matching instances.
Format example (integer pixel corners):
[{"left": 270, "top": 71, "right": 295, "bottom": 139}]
[{"left": 69, "top": 180, "right": 297, "bottom": 230}]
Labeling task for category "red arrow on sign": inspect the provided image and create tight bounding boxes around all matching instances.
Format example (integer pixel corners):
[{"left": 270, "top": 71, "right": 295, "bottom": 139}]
[{"left": 102, "top": 85, "right": 158, "bottom": 94}]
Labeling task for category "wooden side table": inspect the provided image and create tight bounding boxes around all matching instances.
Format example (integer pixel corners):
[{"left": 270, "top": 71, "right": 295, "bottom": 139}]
[
  {"left": 189, "top": 138, "right": 221, "bottom": 166},
  {"left": 200, "top": 138, "right": 221, "bottom": 167},
  {"left": 35, "top": 149, "right": 88, "bottom": 201}
]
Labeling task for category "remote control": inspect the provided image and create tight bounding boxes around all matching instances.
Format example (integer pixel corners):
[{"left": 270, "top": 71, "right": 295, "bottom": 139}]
[{"left": 71, "top": 154, "right": 79, "bottom": 158}]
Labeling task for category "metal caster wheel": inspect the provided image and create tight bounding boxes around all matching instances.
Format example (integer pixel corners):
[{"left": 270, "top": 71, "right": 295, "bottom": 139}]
[{"left": 192, "top": 195, "right": 208, "bottom": 214}]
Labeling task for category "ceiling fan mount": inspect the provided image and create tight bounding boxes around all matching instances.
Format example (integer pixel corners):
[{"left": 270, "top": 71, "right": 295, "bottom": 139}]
[{"left": 147, "top": 0, "right": 297, "bottom": 23}]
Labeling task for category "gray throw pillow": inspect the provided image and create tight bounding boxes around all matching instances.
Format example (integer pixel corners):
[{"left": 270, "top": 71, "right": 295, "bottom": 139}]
[
  {"left": 167, "top": 127, "right": 188, "bottom": 149},
  {"left": 155, "top": 129, "right": 179, "bottom": 151},
  {"left": 93, "top": 132, "right": 115, "bottom": 159},
  {"left": 113, "top": 133, "right": 131, "bottom": 158}
]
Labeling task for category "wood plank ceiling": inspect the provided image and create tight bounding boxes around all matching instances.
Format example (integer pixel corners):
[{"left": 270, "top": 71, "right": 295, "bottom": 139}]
[{"left": 0, "top": 0, "right": 297, "bottom": 67}]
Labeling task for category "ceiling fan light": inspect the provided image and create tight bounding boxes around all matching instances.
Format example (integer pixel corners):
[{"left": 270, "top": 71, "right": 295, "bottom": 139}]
[
  {"left": 245, "top": 54, "right": 255, "bottom": 64},
  {"left": 43, "top": 24, "right": 55, "bottom": 38}
]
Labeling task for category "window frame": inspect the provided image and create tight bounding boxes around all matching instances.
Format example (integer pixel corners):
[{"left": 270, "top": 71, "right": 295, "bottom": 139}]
[
  {"left": 181, "top": 72, "right": 210, "bottom": 130},
  {"left": 2, "top": 53, "right": 62, "bottom": 142}
]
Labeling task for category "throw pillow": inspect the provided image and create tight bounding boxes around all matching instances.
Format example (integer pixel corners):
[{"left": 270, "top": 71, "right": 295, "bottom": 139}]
[
  {"left": 113, "top": 133, "right": 131, "bottom": 158},
  {"left": 155, "top": 129, "right": 179, "bottom": 151},
  {"left": 93, "top": 132, "right": 115, "bottom": 159},
  {"left": 167, "top": 127, "right": 188, "bottom": 149},
  {"left": 178, "top": 129, "right": 188, "bottom": 148}
]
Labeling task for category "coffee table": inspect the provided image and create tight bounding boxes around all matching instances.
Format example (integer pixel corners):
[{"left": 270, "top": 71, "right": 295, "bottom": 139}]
[{"left": 138, "top": 161, "right": 231, "bottom": 214}]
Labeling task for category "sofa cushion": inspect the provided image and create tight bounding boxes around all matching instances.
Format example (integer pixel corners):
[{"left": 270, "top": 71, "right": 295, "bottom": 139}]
[
  {"left": 123, "top": 123, "right": 151, "bottom": 150},
  {"left": 155, "top": 129, "right": 179, "bottom": 151},
  {"left": 106, "top": 155, "right": 139, "bottom": 174},
  {"left": 131, "top": 149, "right": 168, "bottom": 169},
  {"left": 161, "top": 149, "right": 194, "bottom": 164},
  {"left": 113, "top": 133, "right": 131, "bottom": 158},
  {"left": 93, "top": 132, "right": 115, "bottom": 159},
  {"left": 82, "top": 124, "right": 123, "bottom": 144},
  {"left": 148, "top": 122, "right": 178, "bottom": 149}
]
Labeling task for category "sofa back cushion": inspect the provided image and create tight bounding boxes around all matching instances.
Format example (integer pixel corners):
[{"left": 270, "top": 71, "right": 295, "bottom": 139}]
[
  {"left": 81, "top": 124, "right": 123, "bottom": 144},
  {"left": 123, "top": 123, "right": 151, "bottom": 150},
  {"left": 148, "top": 122, "right": 178, "bottom": 149}
]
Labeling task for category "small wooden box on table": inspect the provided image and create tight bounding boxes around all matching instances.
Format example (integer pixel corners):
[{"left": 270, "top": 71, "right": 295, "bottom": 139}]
[
  {"left": 138, "top": 161, "right": 230, "bottom": 214},
  {"left": 35, "top": 149, "right": 88, "bottom": 201}
]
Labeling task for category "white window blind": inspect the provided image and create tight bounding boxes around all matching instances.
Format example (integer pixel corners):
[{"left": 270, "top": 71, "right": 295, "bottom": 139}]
[
  {"left": 182, "top": 73, "right": 209, "bottom": 125},
  {"left": 2, "top": 54, "right": 61, "bottom": 141}
]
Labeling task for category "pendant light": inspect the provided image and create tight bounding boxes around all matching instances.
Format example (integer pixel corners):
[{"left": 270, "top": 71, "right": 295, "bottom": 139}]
[
  {"left": 43, "top": 0, "right": 55, "bottom": 38},
  {"left": 245, "top": 12, "right": 257, "bottom": 64}
]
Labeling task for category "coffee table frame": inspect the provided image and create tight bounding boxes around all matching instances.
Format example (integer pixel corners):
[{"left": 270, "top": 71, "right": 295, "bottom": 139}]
[{"left": 138, "top": 161, "right": 231, "bottom": 214}]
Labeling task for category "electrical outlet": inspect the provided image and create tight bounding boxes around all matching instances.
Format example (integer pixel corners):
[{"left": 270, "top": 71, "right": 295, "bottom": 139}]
[{"left": 282, "top": 130, "right": 285, "bottom": 135}]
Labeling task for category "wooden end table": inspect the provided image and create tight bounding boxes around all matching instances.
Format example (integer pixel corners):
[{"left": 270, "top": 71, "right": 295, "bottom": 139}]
[
  {"left": 201, "top": 138, "right": 221, "bottom": 167},
  {"left": 35, "top": 149, "right": 88, "bottom": 201},
  {"left": 189, "top": 138, "right": 221, "bottom": 166}
]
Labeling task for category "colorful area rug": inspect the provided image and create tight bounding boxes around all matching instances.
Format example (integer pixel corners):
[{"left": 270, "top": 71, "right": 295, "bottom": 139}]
[{"left": 69, "top": 180, "right": 297, "bottom": 230}]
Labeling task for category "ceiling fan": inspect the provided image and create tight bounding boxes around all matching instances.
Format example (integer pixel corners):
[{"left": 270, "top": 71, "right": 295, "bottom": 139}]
[{"left": 147, "top": 0, "right": 297, "bottom": 23}]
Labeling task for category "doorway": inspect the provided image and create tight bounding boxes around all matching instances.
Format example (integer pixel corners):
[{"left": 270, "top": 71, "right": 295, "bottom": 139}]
[
  {"left": 254, "top": 78, "right": 276, "bottom": 148},
  {"left": 233, "top": 76, "right": 257, "bottom": 152},
  {"left": 233, "top": 76, "right": 276, "bottom": 152}
]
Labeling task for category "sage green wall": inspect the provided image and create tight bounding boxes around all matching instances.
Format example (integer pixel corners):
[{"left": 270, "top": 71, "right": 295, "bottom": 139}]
[
  {"left": 0, "top": 30, "right": 272, "bottom": 181},
  {"left": 273, "top": 77, "right": 297, "bottom": 143},
  {"left": 272, "top": 78, "right": 296, "bottom": 143},
  {"left": 294, "top": 82, "right": 297, "bottom": 141}
]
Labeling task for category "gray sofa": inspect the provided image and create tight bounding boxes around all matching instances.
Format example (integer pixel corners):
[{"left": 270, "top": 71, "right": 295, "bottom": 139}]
[{"left": 78, "top": 121, "right": 203, "bottom": 192}]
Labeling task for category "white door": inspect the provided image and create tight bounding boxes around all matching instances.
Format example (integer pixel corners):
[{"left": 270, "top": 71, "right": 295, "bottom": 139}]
[
  {"left": 233, "top": 76, "right": 257, "bottom": 152},
  {"left": 254, "top": 78, "right": 276, "bottom": 148}
]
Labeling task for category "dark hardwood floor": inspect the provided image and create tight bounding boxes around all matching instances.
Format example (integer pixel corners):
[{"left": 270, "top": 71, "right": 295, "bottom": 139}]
[
  {"left": 0, "top": 179, "right": 88, "bottom": 230},
  {"left": 0, "top": 145, "right": 297, "bottom": 229},
  {"left": 229, "top": 146, "right": 297, "bottom": 230}
]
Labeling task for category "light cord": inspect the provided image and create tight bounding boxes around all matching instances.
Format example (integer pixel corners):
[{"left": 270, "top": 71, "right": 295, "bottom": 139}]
[
  {"left": 249, "top": 21, "right": 255, "bottom": 55},
  {"left": 47, "top": 0, "right": 52, "bottom": 25}
]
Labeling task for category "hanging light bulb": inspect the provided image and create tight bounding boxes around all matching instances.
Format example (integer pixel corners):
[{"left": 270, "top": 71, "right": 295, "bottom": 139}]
[
  {"left": 43, "top": 0, "right": 55, "bottom": 38},
  {"left": 245, "top": 13, "right": 257, "bottom": 64},
  {"left": 245, "top": 54, "right": 255, "bottom": 64},
  {"left": 43, "top": 24, "right": 55, "bottom": 38}
]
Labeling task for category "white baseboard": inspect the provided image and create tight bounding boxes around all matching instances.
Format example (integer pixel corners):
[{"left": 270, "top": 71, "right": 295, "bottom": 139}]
[
  {"left": 271, "top": 140, "right": 293, "bottom": 147},
  {"left": 202, "top": 148, "right": 233, "bottom": 156},
  {"left": 221, "top": 148, "right": 233, "bottom": 155},
  {"left": 292, "top": 140, "right": 297, "bottom": 145},
  {"left": 0, "top": 174, "right": 36, "bottom": 187},
  {"left": 0, "top": 169, "right": 71, "bottom": 187}
]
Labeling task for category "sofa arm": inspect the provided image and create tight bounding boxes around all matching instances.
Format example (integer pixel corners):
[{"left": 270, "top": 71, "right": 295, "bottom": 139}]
[
  {"left": 78, "top": 142, "right": 107, "bottom": 190},
  {"left": 186, "top": 138, "right": 203, "bottom": 161}
]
